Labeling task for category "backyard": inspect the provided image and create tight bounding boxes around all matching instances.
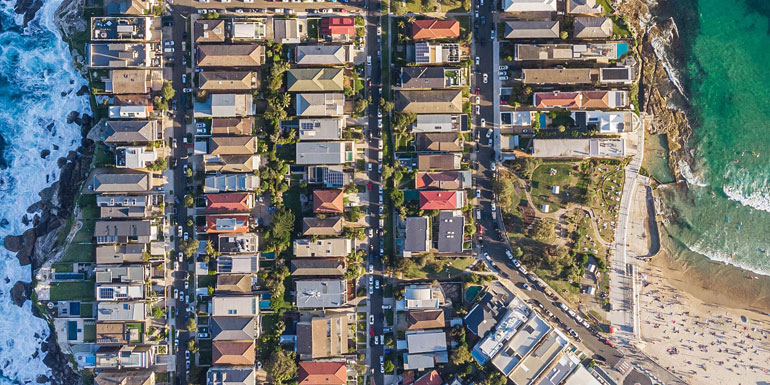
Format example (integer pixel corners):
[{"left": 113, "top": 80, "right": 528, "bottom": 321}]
[{"left": 50, "top": 280, "right": 95, "bottom": 301}]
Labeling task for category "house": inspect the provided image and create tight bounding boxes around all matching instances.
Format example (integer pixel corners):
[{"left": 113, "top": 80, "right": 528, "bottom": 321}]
[
  {"left": 94, "top": 370, "right": 154, "bottom": 385},
  {"left": 411, "top": 19, "right": 460, "bottom": 40},
  {"left": 320, "top": 17, "right": 356, "bottom": 40},
  {"left": 437, "top": 211, "right": 464, "bottom": 253},
  {"left": 217, "top": 255, "right": 259, "bottom": 274},
  {"left": 287, "top": 68, "right": 345, "bottom": 92},
  {"left": 211, "top": 316, "right": 256, "bottom": 341},
  {"left": 105, "top": 0, "right": 152, "bottom": 16},
  {"left": 412, "top": 42, "right": 461, "bottom": 64},
  {"left": 211, "top": 118, "right": 253, "bottom": 136},
  {"left": 92, "top": 169, "right": 152, "bottom": 193},
  {"left": 232, "top": 20, "right": 266, "bottom": 40},
  {"left": 89, "top": 43, "right": 155, "bottom": 68},
  {"left": 207, "top": 367, "right": 256, "bottom": 385},
  {"left": 295, "top": 279, "right": 347, "bottom": 309},
  {"left": 194, "top": 93, "right": 255, "bottom": 118},
  {"left": 198, "top": 71, "right": 259, "bottom": 91},
  {"left": 205, "top": 193, "right": 254, "bottom": 212},
  {"left": 404, "top": 284, "right": 445, "bottom": 310},
  {"left": 295, "top": 93, "right": 345, "bottom": 116},
  {"left": 404, "top": 217, "right": 430, "bottom": 254},
  {"left": 295, "top": 45, "right": 354, "bottom": 66},
  {"left": 211, "top": 296, "right": 258, "bottom": 317},
  {"left": 508, "top": 332, "right": 568, "bottom": 385},
  {"left": 412, "top": 114, "right": 463, "bottom": 133},
  {"left": 114, "top": 146, "right": 157, "bottom": 169},
  {"left": 104, "top": 120, "right": 160, "bottom": 145},
  {"left": 95, "top": 244, "right": 147, "bottom": 265},
  {"left": 204, "top": 174, "right": 259, "bottom": 193},
  {"left": 417, "top": 153, "right": 461, "bottom": 170},
  {"left": 94, "top": 345, "right": 152, "bottom": 369},
  {"left": 205, "top": 215, "right": 250, "bottom": 233},
  {"left": 302, "top": 217, "right": 344, "bottom": 236},
  {"left": 533, "top": 90, "right": 628, "bottom": 109},
  {"left": 96, "top": 301, "right": 146, "bottom": 322},
  {"left": 274, "top": 18, "right": 301, "bottom": 44},
  {"left": 95, "top": 283, "right": 144, "bottom": 301},
  {"left": 471, "top": 297, "right": 534, "bottom": 365},
  {"left": 532, "top": 138, "right": 625, "bottom": 159},
  {"left": 563, "top": 365, "right": 603, "bottom": 385},
  {"left": 313, "top": 189, "right": 344, "bottom": 214},
  {"left": 600, "top": 66, "right": 633, "bottom": 84},
  {"left": 414, "top": 371, "right": 443, "bottom": 385},
  {"left": 415, "top": 170, "right": 472, "bottom": 189},
  {"left": 107, "top": 104, "right": 152, "bottom": 119},
  {"left": 514, "top": 42, "right": 624, "bottom": 62},
  {"left": 521, "top": 68, "right": 598, "bottom": 85},
  {"left": 568, "top": 0, "right": 602, "bottom": 14},
  {"left": 572, "top": 110, "right": 636, "bottom": 132},
  {"left": 213, "top": 341, "right": 255, "bottom": 366},
  {"left": 504, "top": 20, "right": 560, "bottom": 39},
  {"left": 573, "top": 17, "right": 613, "bottom": 39},
  {"left": 194, "top": 20, "right": 226, "bottom": 43},
  {"left": 95, "top": 322, "right": 129, "bottom": 345},
  {"left": 293, "top": 238, "right": 352, "bottom": 258},
  {"left": 298, "top": 118, "right": 344, "bottom": 140},
  {"left": 97, "top": 194, "right": 151, "bottom": 219},
  {"left": 400, "top": 67, "right": 456, "bottom": 89},
  {"left": 290, "top": 259, "right": 346, "bottom": 277},
  {"left": 196, "top": 44, "right": 265, "bottom": 67},
  {"left": 94, "top": 265, "right": 145, "bottom": 284},
  {"left": 306, "top": 165, "right": 351, "bottom": 188},
  {"left": 406, "top": 310, "right": 446, "bottom": 330},
  {"left": 489, "top": 311, "right": 552, "bottom": 377},
  {"left": 298, "top": 361, "right": 347, "bottom": 385},
  {"left": 216, "top": 274, "right": 253, "bottom": 295},
  {"left": 295, "top": 141, "right": 354, "bottom": 165},
  {"left": 209, "top": 136, "right": 257, "bottom": 155},
  {"left": 296, "top": 313, "right": 350, "bottom": 359},
  {"left": 502, "top": 0, "right": 557, "bottom": 12},
  {"left": 93, "top": 220, "right": 152, "bottom": 244},
  {"left": 404, "top": 330, "right": 449, "bottom": 370},
  {"left": 465, "top": 291, "right": 510, "bottom": 338},
  {"left": 419, "top": 190, "right": 465, "bottom": 210},
  {"left": 218, "top": 233, "right": 259, "bottom": 254},
  {"left": 394, "top": 90, "right": 463, "bottom": 114},
  {"left": 415, "top": 132, "right": 462, "bottom": 152},
  {"left": 106, "top": 69, "right": 151, "bottom": 94}
]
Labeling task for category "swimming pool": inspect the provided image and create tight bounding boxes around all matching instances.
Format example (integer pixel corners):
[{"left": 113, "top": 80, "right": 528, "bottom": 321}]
[
  {"left": 616, "top": 43, "right": 629, "bottom": 58},
  {"left": 54, "top": 273, "right": 85, "bottom": 281}
]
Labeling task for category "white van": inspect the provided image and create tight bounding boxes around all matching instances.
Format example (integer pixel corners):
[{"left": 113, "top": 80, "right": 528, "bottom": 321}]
[{"left": 367, "top": 56, "right": 372, "bottom": 66}]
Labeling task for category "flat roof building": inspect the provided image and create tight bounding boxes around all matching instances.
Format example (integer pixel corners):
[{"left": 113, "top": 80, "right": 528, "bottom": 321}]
[
  {"left": 532, "top": 138, "right": 626, "bottom": 159},
  {"left": 295, "top": 279, "right": 347, "bottom": 309}
]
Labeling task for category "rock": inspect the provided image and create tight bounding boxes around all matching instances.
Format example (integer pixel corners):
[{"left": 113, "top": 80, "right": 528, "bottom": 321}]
[
  {"left": 21, "top": 215, "right": 29, "bottom": 226},
  {"left": 57, "top": 157, "right": 67, "bottom": 168},
  {"left": 4, "top": 235, "right": 23, "bottom": 252},
  {"left": 1, "top": 219, "right": 8, "bottom": 227},
  {"left": 10, "top": 281, "right": 30, "bottom": 307},
  {"left": 75, "top": 85, "right": 89, "bottom": 96},
  {"left": 14, "top": 0, "right": 42, "bottom": 26},
  {"left": 53, "top": 144, "right": 59, "bottom": 150},
  {"left": 27, "top": 201, "right": 43, "bottom": 214},
  {"left": 65, "top": 111, "right": 78, "bottom": 125}
]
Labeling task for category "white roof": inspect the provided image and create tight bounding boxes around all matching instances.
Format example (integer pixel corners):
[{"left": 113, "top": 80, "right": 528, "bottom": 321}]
[
  {"left": 563, "top": 365, "right": 602, "bottom": 385},
  {"left": 406, "top": 330, "right": 447, "bottom": 354},
  {"left": 504, "top": 0, "right": 557, "bottom": 12},
  {"left": 404, "top": 286, "right": 439, "bottom": 309}
]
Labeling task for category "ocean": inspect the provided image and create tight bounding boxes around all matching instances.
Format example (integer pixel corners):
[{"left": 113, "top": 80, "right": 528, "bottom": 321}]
[
  {"left": 0, "top": 0, "right": 89, "bottom": 382},
  {"left": 660, "top": 0, "right": 770, "bottom": 275}
]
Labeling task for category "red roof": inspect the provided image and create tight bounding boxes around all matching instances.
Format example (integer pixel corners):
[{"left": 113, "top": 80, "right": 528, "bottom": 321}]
[
  {"left": 205, "top": 215, "right": 250, "bottom": 233},
  {"left": 534, "top": 91, "right": 582, "bottom": 108},
  {"left": 313, "top": 189, "right": 344, "bottom": 214},
  {"left": 320, "top": 17, "right": 356, "bottom": 36},
  {"left": 411, "top": 19, "right": 460, "bottom": 40},
  {"left": 205, "top": 193, "right": 252, "bottom": 211},
  {"left": 419, "top": 190, "right": 462, "bottom": 210},
  {"left": 298, "top": 361, "right": 347, "bottom": 385},
  {"left": 414, "top": 370, "right": 442, "bottom": 385}
]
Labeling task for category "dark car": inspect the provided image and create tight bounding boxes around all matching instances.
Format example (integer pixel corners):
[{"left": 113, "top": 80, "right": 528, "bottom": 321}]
[{"left": 593, "top": 354, "right": 606, "bottom": 362}]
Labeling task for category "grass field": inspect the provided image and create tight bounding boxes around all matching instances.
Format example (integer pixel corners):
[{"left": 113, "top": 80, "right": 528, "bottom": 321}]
[
  {"left": 529, "top": 163, "right": 587, "bottom": 213},
  {"left": 50, "top": 281, "right": 95, "bottom": 301},
  {"left": 59, "top": 195, "right": 99, "bottom": 264},
  {"left": 402, "top": 257, "right": 475, "bottom": 279}
]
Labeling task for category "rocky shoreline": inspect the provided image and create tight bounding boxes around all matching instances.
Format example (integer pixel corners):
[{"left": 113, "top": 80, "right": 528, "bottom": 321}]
[{"left": 5, "top": 0, "right": 95, "bottom": 383}]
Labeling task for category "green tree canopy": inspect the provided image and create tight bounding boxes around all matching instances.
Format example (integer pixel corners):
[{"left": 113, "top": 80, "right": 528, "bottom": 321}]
[
  {"left": 265, "top": 350, "right": 298, "bottom": 384},
  {"left": 161, "top": 81, "right": 175, "bottom": 100}
]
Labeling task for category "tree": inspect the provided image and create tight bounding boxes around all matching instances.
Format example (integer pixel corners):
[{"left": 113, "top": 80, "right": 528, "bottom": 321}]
[
  {"left": 345, "top": 206, "right": 363, "bottom": 222},
  {"left": 354, "top": 98, "right": 369, "bottom": 114},
  {"left": 151, "top": 306, "right": 164, "bottom": 319},
  {"left": 153, "top": 96, "right": 167, "bottom": 111},
  {"left": 451, "top": 345, "right": 473, "bottom": 366},
  {"left": 529, "top": 219, "right": 556, "bottom": 243},
  {"left": 142, "top": 251, "right": 151, "bottom": 262},
  {"left": 379, "top": 98, "right": 394, "bottom": 113},
  {"left": 205, "top": 240, "right": 220, "bottom": 259},
  {"left": 184, "top": 194, "right": 194, "bottom": 208},
  {"left": 344, "top": 86, "right": 355, "bottom": 98},
  {"left": 384, "top": 360, "right": 394, "bottom": 373},
  {"left": 265, "top": 350, "right": 298, "bottom": 384},
  {"left": 462, "top": 0, "right": 471, "bottom": 10},
  {"left": 188, "top": 339, "right": 199, "bottom": 353},
  {"left": 484, "top": 372, "right": 508, "bottom": 385},
  {"left": 161, "top": 81, "right": 175, "bottom": 100},
  {"left": 381, "top": 164, "right": 394, "bottom": 180},
  {"left": 187, "top": 318, "right": 198, "bottom": 332},
  {"left": 266, "top": 208, "right": 295, "bottom": 252},
  {"left": 560, "top": 30, "right": 568, "bottom": 39},
  {"left": 185, "top": 167, "right": 193, "bottom": 178},
  {"left": 180, "top": 239, "right": 199, "bottom": 258},
  {"left": 512, "top": 246, "right": 523, "bottom": 259},
  {"left": 392, "top": 111, "right": 417, "bottom": 129},
  {"left": 558, "top": 125, "right": 566, "bottom": 133}
]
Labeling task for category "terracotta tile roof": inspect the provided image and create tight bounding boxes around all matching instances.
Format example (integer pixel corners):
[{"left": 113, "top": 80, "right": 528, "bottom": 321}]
[
  {"left": 406, "top": 310, "right": 446, "bottom": 330},
  {"left": 411, "top": 19, "right": 460, "bottom": 40},
  {"left": 419, "top": 190, "right": 462, "bottom": 210},
  {"left": 205, "top": 215, "right": 250, "bottom": 233},
  {"left": 320, "top": 17, "right": 355, "bottom": 36},
  {"left": 313, "top": 189, "right": 344, "bottom": 214},
  {"left": 212, "top": 341, "right": 255, "bottom": 366},
  {"left": 205, "top": 193, "right": 252, "bottom": 211},
  {"left": 298, "top": 361, "right": 347, "bottom": 385},
  {"left": 581, "top": 90, "right": 612, "bottom": 109},
  {"left": 415, "top": 171, "right": 462, "bottom": 189},
  {"left": 414, "top": 370, "right": 442, "bottom": 385},
  {"left": 534, "top": 91, "right": 581, "bottom": 108},
  {"left": 211, "top": 118, "right": 253, "bottom": 136}
]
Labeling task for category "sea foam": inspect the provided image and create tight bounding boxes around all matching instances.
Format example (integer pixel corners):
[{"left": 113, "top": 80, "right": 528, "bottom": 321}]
[{"left": 0, "top": 0, "right": 90, "bottom": 382}]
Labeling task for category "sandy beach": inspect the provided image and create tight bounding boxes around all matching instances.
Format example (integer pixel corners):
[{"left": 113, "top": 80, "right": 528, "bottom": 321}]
[{"left": 637, "top": 248, "right": 770, "bottom": 384}]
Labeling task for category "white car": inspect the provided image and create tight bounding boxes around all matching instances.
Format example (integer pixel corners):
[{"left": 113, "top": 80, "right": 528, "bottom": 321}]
[
  {"left": 196, "top": 122, "right": 206, "bottom": 129},
  {"left": 235, "top": 8, "right": 243, "bottom": 13},
  {"left": 491, "top": 201, "right": 496, "bottom": 211},
  {"left": 475, "top": 189, "right": 481, "bottom": 198},
  {"left": 184, "top": 280, "right": 189, "bottom": 290},
  {"left": 177, "top": 226, "right": 183, "bottom": 236},
  {"left": 369, "top": 315, "right": 374, "bottom": 325},
  {"left": 174, "top": 288, "right": 179, "bottom": 299},
  {"left": 163, "top": 47, "right": 174, "bottom": 53},
  {"left": 499, "top": 71, "right": 507, "bottom": 77},
  {"left": 499, "top": 65, "right": 509, "bottom": 71},
  {"left": 183, "top": 232, "right": 189, "bottom": 241},
  {"left": 476, "top": 95, "right": 481, "bottom": 104},
  {"left": 475, "top": 56, "right": 480, "bottom": 65},
  {"left": 164, "top": 41, "right": 174, "bottom": 46},
  {"left": 368, "top": 163, "right": 373, "bottom": 172},
  {"left": 375, "top": 280, "right": 380, "bottom": 289},
  {"left": 197, "top": 8, "right": 207, "bottom": 13},
  {"left": 183, "top": 88, "right": 193, "bottom": 93},
  {"left": 483, "top": 73, "right": 488, "bottom": 84},
  {"left": 378, "top": 109, "right": 382, "bottom": 118},
  {"left": 486, "top": 129, "right": 492, "bottom": 138},
  {"left": 377, "top": 119, "right": 383, "bottom": 128},
  {"left": 377, "top": 26, "right": 382, "bottom": 36},
  {"left": 369, "top": 264, "right": 374, "bottom": 274},
  {"left": 374, "top": 335, "right": 379, "bottom": 345},
  {"left": 491, "top": 162, "right": 496, "bottom": 172},
  {"left": 244, "top": 0, "right": 252, "bottom": 2},
  {"left": 367, "top": 228, "right": 374, "bottom": 238},
  {"left": 480, "top": 118, "right": 486, "bottom": 127},
  {"left": 491, "top": 29, "right": 496, "bottom": 40},
  {"left": 178, "top": 252, "right": 183, "bottom": 262},
  {"left": 475, "top": 105, "right": 480, "bottom": 115},
  {"left": 500, "top": 76, "right": 509, "bottom": 81}
]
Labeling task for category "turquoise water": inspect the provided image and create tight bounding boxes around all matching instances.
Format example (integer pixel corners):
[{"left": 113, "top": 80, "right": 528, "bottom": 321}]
[{"left": 661, "top": 0, "right": 770, "bottom": 274}]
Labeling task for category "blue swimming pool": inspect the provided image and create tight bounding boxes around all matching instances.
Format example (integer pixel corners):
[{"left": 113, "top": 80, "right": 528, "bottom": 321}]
[
  {"left": 616, "top": 43, "right": 629, "bottom": 58},
  {"left": 539, "top": 113, "right": 547, "bottom": 128},
  {"left": 54, "top": 273, "right": 84, "bottom": 281}
]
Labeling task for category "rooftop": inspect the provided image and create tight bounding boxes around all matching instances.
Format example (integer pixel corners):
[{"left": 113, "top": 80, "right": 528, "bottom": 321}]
[
  {"left": 411, "top": 19, "right": 460, "bottom": 40},
  {"left": 298, "top": 118, "right": 344, "bottom": 141},
  {"left": 415, "top": 170, "right": 472, "bottom": 190},
  {"left": 295, "top": 93, "right": 345, "bottom": 116},
  {"left": 194, "top": 20, "right": 226, "bottom": 43},
  {"left": 395, "top": 89, "right": 463, "bottom": 114},
  {"left": 194, "top": 93, "right": 255, "bottom": 118},
  {"left": 437, "top": 210, "right": 464, "bottom": 253},
  {"left": 295, "top": 279, "right": 347, "bottom": 309},
  {"left": 218, "top": 233, "right": 259, "bottom": 254},
  {"left": 404, "top": 217, "right": 430, "bottom": 253},
  {"left": 503, "top": 0, "right": 557, "bottom": 12},
  {"left": 522, "top": 68, "right": 599, "bottom": 84},
  {"left": 295, "top": 141, "right": 353, "bottom": 165},
  {"left": 196, "top": 44, "right": 265, "bottom": 67},
  {"left": 295, "top": 44, "right": 353, "bottom": 65},
  {"left": 294, "top": 237, "right": 352, "bottom": 258},
  {"left": 532, "top": 138, "right": 626, "bottom": 158},
  {"left": 287, "top": 68, "right": 345, "bottom": 92},
  {"left": 89, "top": 43, "right": 155, "bottom": 68},
  {"left": 504, "top": 20, "right": 559, "bottom": 39}
]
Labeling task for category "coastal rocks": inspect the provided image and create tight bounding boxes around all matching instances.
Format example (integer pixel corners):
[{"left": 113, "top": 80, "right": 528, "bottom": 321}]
[
  {"left": 14, "top": 0, "right": 42, "bottom": 27},
  {"left": 75, "top": 85, "right": 89, "bottom": 97},
  {"left": 40, "top": 149, "right": 50, "bottom": 159},
  {"left": 10, "top": 281, "right": 31, "bottom": 307}
]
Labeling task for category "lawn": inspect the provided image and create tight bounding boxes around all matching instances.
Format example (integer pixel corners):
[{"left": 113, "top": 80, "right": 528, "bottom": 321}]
[
  {"left": 198, "top": 275, "right": 216, "bottom": 289},
  {"left": 80, "top": 303, "right": 94, "bottom": 318},
  {"left": 385, "top": 309, "right": 394, "bottom": 325},
  {"left": 307, "top": 18, "right": 319, "bottom": 40},
  {"left": 59, "top": 195, "right": 99, "bottom": 264},
  {"left": 402, "top": 257, "right": 475, "bottom": 279},
  {"left": 529, "top": 163, "right": 588, "bottom": 213},
  {"left": 403, "top": 0, "right": 465, "bottom": 13},
  {"left": 262, "top": 314, "right": 279, "bottom": 336},
  {"left": 82, "top": 323, "right": 96, "bottom": 342},
  {"left": 50, "top": 281, "right": 95, "bottom": 301}
]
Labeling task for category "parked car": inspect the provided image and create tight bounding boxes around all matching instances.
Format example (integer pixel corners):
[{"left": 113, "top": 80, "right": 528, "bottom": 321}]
[{"left": 483, "top": 73, "right": 488, "bottom": 83}]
